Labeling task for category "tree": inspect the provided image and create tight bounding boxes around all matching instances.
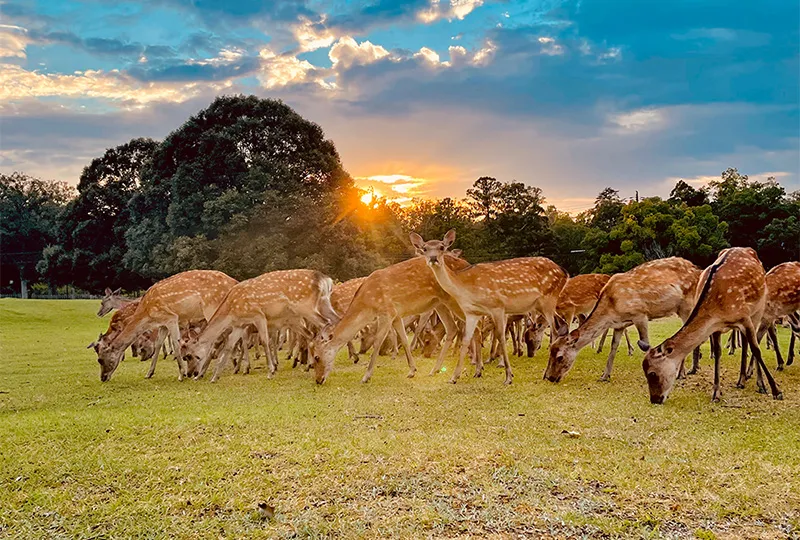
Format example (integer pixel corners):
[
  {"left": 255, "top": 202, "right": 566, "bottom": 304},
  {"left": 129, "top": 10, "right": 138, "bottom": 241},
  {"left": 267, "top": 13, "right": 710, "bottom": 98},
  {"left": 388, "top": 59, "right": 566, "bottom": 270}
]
[
  {"left": 587, "top": 187, "right": 624, "bottom": 232},
  {"left": 708, "top": 168, "right": 796, "bottom": 268},
  {"left": 490, "top": 182, "right": 552, "bottom": 258},
  {"left": 669, "top": 180, "right": 709, "bottom": 207},
  {"left": 0, "top": 172, "right": 73, "bottom": 295},
  {"left": 124, "top": 95, "right": 354, "bottom": 278},
  {"left": 38, "top": 138, "right": 158, "bottom": 292},
  {"left": 466, "top": 176, "right": 501, "bottom": 221},
  {"left": 595, "top": 197, "right": 728, "bottom": 273}
]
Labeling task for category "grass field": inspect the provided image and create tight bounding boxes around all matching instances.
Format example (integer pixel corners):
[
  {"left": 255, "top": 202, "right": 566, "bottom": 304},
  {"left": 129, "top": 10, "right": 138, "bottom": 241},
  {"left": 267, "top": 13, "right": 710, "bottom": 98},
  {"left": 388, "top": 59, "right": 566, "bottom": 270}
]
[{"left": 1, "top": 299, "right": 799, "bottom": 539}]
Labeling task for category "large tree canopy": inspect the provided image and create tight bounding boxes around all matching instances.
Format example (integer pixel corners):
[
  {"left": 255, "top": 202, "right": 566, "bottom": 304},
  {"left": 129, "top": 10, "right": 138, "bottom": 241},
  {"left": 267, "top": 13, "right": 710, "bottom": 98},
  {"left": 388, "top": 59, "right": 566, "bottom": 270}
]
[
  {"left": 38, "top": 138, "right": 158, "bottom": 292},
  {"left": 124, "top": 95, "right": 354, "bottom": 278}
]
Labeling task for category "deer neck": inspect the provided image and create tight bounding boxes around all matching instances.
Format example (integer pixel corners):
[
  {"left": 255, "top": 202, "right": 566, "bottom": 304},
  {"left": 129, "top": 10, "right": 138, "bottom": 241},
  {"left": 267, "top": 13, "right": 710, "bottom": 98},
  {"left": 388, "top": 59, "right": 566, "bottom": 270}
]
[
  {"left": 572, "top": 308, "right": 615, "bottom": 349},
  {"left": 109, "top": 312, "right": 150, "bottom": 352},
  {"left": 428, "top": 258, "right": 466, "bottom": 302},
  {"left": 668, "top": 313, "right": 717, "bottom": 359},
  {"left": 330, "top": 301, "right": 377, "bottom": 349}
]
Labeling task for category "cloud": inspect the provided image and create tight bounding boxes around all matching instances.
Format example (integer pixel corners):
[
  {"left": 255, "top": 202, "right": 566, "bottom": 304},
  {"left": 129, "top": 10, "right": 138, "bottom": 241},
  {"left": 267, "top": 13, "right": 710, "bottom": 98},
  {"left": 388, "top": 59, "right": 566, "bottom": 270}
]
[
  {"left": 258, "top": 48, "right": 330, "bottom": 89},
  {"left": 0, "top": 63, "right": 227, "bottom": 106},
  {"left": 417, "top": 0, "right": 484, "bottom": 23},
  {"left": 329, "top": 36, "right": 389, "bottom": 68},
  {"left": 128, "top": 48, "right": 261, "bottom": 82},
  {"left": 0, "top": 24, "right": 29, "bottom": 59}
]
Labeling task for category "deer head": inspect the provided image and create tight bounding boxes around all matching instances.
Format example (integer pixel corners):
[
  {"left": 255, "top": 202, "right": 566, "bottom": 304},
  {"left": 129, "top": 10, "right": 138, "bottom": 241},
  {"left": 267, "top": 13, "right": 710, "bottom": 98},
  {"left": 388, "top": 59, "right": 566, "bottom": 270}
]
[
  {"left": 97, "top": 288, "right": 123, "bottom": 317},
  {"left": 96, "top": 339, "right": 125, "bottom": 382},
  {"left": 409, "top": 229, "right": 456, "bottom": 266},
  {"left": 311, "top": 335, "right": 337, "bottom": 384},
  {"left": 543, "top": 329, "right": 580, "bottom": 382},
  {"left": 641, "top": 340, "right": 682, "bottom": 404}
]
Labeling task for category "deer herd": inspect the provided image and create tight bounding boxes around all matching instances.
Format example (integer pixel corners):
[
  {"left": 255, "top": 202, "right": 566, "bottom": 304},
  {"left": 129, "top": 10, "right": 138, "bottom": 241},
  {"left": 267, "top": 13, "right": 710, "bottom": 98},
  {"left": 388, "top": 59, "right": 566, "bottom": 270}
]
[{"left": 90, "top": 231, "right": 800, "bottom": 405}]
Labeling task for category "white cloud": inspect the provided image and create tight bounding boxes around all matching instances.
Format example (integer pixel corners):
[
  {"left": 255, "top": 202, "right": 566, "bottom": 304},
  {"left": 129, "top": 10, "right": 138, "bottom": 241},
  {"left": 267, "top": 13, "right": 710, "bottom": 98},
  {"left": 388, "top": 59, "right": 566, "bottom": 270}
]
[
  {"left": 293, "top": 16, "right": 336, "bottom": 52},
  {"left": 472, "top": 39, "right": 497, "bottom": 66},
  {"left": 538, "top": 36, "right": 564, "bottom": 56},
  {"left": 258, "top": 48, "right": 329, "bottom": 89},
  {"left": 414, "top": 47, "right": 442, "bottom": 66},
  {"left": 329, "top": 36, "right": 389, "bottom": 69},
  {"left": 609, "top": 108, "right": 666, "bottom": 133},
  {"left": 417, "top": 0, "right": 484, "bottom": 24},
  {"left": 0, "top": 63, "right": 219, "bottom": 106},
  {"left": 0, "top": 24, "right": 29, "bottom": 59}
]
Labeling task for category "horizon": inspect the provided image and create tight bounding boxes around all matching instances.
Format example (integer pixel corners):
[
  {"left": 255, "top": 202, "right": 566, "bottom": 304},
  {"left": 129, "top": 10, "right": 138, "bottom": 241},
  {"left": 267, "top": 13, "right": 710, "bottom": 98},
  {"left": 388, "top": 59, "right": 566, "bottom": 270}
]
[{"left": 1, "top": 0, "right": 798, "bottom": 212}]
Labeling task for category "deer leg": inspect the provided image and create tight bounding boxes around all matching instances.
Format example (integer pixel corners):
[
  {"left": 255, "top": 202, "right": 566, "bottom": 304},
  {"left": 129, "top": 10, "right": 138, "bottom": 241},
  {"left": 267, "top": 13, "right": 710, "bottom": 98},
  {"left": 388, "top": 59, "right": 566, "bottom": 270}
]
[
  {"left": 489, "top": 312, "right": 512, "bottom": 384},
  {"left": 623, "top": 328, "right": 634, "bottom": 356},
  {"left": 239, "top": 340, "right": 250, "bottom": 375},
  {"left": 430, "top": 307, "right": 458, "bottom": 376},
  {"left": 347, "top": 341, "right": 359, "bottom": 364},
  {"left": 787, "top": 331, "right": 795, "bottom": 366},
  {"left": 596, "top": 329, "right": 609, "bottom": 353},
  {"left": 600, "top": 328, "right": 623, "bottom": 382},
  {"left": 471, "top": 331, "right": 484, "bottom": 375},
  {"left": 632, "top": 317, "right": 651, "bottom": 351},
  {"left": 165, "top": 319, "right": 186, "bottom": 381},
  {"left": 253, "top": 317, "right": 273, "bottom": 378},
  {"left": 362, "top": 318, "right": 392, "bottom": 384},
  {"left": 743, "top": 320, "right": 782, "bottom": 399},
  {"left": 391, "top": 317, "right": 417, "bottom": 379},
  {"left": 687, "top": 346, "right": 702, "bottom": 375},
  {"left": 726, "top": 331, "right": 735, "bottom": 355},
  {"left": 451, "top": 315, "right": 479, "bottom": 384},
  {"left": 145, "top": 327, "right": 168, "bottom": 379},
  {"left": 711, "top": 331, "right": 722, "bottom": 402},
  {"left": 767, "top": 324, "right": 784, "bottom": 371},
  {"left": 211, "top": 327, "right": 245, "bottom": 383}
]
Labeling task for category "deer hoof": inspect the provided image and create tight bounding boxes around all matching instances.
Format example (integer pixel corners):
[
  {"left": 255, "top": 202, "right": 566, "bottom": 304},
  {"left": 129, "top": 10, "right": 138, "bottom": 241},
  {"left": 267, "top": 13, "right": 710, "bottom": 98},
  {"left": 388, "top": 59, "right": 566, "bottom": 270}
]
[
  {"left": 407, "top": 371, "right": 416, "bottom": 378},
  {"left": 448, "top": 378, "right": 458, "bottom": 384},
  {"left": 777, "top": 364, "right": 784, "bottom": 371},
  {"left": 757, "top": 385, "right": 767, "bottom": 395},
  {"left": 686, "top": 368, "right": 698, "bottom": 375},
  {"left": 503, "top": 378, "right": 513, "bottom": 385},
  {"left": 773, "top": 392, "right": 784, "bottom": 401},
  {"left": 637, "top": 340, "right": 650, "bottom": 352},
  {"left": 598, "top": 375, "right": 610, "bottom": 382},
  {"left": 360, "top": 376, "right": 371, "bottom": 384}
]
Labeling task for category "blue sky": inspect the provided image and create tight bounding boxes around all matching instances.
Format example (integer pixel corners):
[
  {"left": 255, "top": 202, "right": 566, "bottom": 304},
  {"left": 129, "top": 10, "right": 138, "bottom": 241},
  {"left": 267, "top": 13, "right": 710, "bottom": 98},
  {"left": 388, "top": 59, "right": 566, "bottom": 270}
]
[{"left": 1, "top": 0, "right": 797, "bottom": 210}]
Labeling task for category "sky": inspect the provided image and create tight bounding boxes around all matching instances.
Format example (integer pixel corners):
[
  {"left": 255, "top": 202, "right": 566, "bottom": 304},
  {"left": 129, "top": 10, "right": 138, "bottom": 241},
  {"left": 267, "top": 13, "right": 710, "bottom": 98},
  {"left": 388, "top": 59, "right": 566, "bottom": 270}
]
[{"left": 1, "top": 0, "right": 798, "bottom": 211}]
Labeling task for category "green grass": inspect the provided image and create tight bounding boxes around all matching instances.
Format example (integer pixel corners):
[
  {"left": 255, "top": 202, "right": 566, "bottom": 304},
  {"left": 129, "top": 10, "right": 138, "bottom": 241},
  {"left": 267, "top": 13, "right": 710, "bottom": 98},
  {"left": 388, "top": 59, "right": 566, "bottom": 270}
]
[{"left": 1, "top": 299, "right": 799, "bottom": 539}]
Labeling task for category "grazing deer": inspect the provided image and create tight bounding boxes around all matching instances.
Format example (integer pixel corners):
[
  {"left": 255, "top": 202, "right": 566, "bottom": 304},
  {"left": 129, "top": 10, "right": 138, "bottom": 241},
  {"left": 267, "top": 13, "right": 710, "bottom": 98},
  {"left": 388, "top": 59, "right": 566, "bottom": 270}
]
[
  {"left": 544, "top": 257, "right": 701, "bottom": 383},
  {"left": 94, "top": 270, "right": 237, "bottom": 382},
  {"left": 330, "top": 277, "right": 367, "bottom": 363},
  {"left": 311, "top": 254, "right": 468, "bottom": 384},
  {"left": 97, "top": 288, "right": 135, "bottom": 317},
  {"left": 751, "top": 262, "right": 800, "bottom": 371},
  {"left": 410, "top": 230, "right": 568, "bottom": 384},
  {"left": 184, "top": 269, "right": 338, "bottom": 382},
  {"left": 642, "top": 248, "right": 783, "bottom": 403}
]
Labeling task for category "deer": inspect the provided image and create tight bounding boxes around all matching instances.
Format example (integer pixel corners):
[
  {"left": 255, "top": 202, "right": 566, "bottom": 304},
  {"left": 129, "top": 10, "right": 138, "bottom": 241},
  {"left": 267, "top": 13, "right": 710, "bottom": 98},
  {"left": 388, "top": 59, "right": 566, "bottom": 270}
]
[
  {"left": 330, "top": 277, "right": 367, "bottom": 364},
  {"left": 527, "top": 274, "right": 635, "bottom": 358},
  {"left": 756, "top": 261, "right": 800, "bottom": 371},
  {"left": 183, "top": 269, "right": 338, "bottom": 382},
  {"left": 97, "top": 287, "right": 136, "bottom": 317},
  {"left": 311, "top": 254, "right": 469, "bottom": 385},
  {"left": 642, "top": 247, "right": 783, "bottom": 403},
  {"left": 94, "top": 270, "right": 238, "bottom": 382},
  {"left": 544, "top": 257, "right": 702, "bottom": 383},
  {"left": 409, "top": 230, "right": 568, "bottom": 385}
]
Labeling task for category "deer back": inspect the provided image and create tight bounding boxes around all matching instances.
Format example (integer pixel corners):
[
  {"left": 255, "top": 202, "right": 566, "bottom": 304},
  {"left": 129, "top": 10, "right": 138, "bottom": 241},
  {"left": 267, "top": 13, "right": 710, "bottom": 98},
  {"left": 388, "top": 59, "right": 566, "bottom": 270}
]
[{"left": 764, "top": 261, "right": 800, "bottom": 321}]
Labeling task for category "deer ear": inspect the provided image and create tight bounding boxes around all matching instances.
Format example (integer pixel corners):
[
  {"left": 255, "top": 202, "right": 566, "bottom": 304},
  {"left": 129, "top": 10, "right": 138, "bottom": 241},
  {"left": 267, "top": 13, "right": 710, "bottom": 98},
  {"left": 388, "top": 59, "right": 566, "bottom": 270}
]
[
  {"left": 557, "top": 322, "right": 569, "bottom": 337},
  {"left": 443, "top": 229, "right": 456, "bottom": 248},
  {"left": 87, "top": 341, "right": 96, "bottom": 349},
  {"left": 450, "top": 249, "right": 463, "bottom": 258},
  {"left": 409, "top": 232, "right": 425, "bottom": 250},
  {"left": 113, "top": 288, "right": 122, "bottom": 295},
  {"left": 104, "top": 288, "right": 113, "bottom": 295}
]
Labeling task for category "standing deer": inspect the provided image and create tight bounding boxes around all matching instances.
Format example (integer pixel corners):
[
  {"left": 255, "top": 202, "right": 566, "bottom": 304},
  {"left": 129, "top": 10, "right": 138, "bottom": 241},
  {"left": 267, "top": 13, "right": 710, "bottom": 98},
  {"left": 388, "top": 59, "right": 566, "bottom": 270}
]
[
  {"left": 544, "top": 257, "right": 701, "bottom": 383},
  {"left": 410, "top": 230, "right": 568, "bottom": 385},
  {"left": 756, "top": 261, "right": 800, "bottom": 371},
  {"left": 311, "top": 254, "right": 468, "bottom": 385},
  {"left": 94, "top": 270, "right": 237, "bottom": 382},
  {"left": 330, "top": 277, "right": 367, "bottom": 364},
  {"left": 642, "top": 248, "right": 783, "bottom": 403},
  {"left": 97, "top": 288, "right": 135, "bottom": 317},
  {"left": 184, "top": 269, "right": 338, "bottom": 382}
]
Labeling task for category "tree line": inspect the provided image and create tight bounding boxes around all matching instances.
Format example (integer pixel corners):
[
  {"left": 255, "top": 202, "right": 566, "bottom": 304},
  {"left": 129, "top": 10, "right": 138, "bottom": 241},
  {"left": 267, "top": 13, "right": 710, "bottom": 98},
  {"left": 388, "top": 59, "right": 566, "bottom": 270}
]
[{"left": 1, "top": 95, "right": 798, "bottom": 296}]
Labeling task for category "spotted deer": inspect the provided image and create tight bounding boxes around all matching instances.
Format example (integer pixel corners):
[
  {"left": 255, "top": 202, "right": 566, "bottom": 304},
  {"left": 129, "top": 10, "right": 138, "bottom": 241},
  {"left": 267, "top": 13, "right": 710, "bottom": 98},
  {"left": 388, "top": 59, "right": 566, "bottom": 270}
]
[
  {"left": 97, "top": 288, "right": 135, "bottom": 317},
  {"left": 410, "top": 230, "right": 568, "bottom": 384},
  {"left": 756, "top": 261, "right": 800, "bottom": 371},
  {"left": 544, "top": 257, "right": 702, "bottom": 383},
  {"left": 184, "top": 269, "right": 338, "bottom": 382},
  {"left": 94, "top": 270, "right": 238, "bottom": 381},
  {"left": 330, "top": 277, "right": 367, "bottom": 364},
  {"left": 642, "top": 248, "right": 782, "bottom": 403},
  {"left": 311, "top": 254, "right": 468, "bottom": 384}
]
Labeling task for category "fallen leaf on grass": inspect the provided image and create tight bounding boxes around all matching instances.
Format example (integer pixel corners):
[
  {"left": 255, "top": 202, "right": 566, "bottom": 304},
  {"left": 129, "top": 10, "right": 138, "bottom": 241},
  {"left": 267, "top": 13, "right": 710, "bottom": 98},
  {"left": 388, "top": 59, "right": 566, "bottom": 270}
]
[{"left": 561, "top": 430, "right": 581, "bottom": 438}]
